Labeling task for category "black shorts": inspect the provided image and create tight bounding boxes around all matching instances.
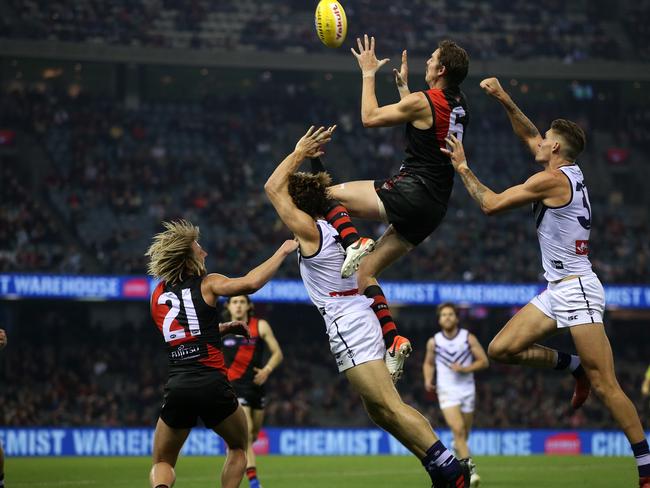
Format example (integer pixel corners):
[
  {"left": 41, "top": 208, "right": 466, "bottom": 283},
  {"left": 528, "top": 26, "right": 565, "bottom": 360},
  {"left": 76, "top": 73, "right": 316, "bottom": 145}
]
[
  {"left": 375, "top": 173, "right": 448, "bottom": 246},
  {"left": 232, "top": 382, "right": 266, "bottom": 410},
  {"left": 160, "top": 372, "right": 239, "bottom": 429}
]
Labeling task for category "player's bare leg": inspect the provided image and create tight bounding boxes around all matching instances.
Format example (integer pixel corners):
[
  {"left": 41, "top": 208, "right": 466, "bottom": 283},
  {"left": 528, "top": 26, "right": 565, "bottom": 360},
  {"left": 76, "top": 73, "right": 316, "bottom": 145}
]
[
  {"left": 346, "top": 359, "right": 470, "bottom": 487},
  {"left": 242, "top": 406, "right": 265, "bottom": 487},
  {"left": 213, "top": 406, "right": 249, "bottom": 488},
  {"left": 326, "top": 180, "right": 381, "bottom": 278},
  {"left": 150, "top": 418, "right": 190, "bottom": 488},
  {"left": 328, "top": 180, "right": 383, "bottom": 221},
  {"left": 459, "top": 411, "right": 480, "bottom": 487},
  {"left": 357, "top": 226, "right": 414, "bottom": 381},
  {"left": 488, "top": 303, "right": 591, "bottom": 408},
  {"left": 570, "top": 323, "right": 650, "bottom": 483},
  {"left": 441, "top": 406, "right": 469, "bottom": 459}
]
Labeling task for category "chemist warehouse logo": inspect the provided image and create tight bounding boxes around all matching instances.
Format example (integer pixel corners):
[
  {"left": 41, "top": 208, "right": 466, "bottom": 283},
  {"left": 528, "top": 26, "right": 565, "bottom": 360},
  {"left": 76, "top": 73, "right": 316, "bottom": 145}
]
[{"left": 544, "top": 432, "right": 581, "bottom": 455}]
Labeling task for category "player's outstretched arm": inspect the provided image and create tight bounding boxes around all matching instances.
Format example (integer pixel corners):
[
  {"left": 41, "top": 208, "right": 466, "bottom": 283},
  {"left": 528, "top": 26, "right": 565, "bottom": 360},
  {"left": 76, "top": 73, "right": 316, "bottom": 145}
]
[
  {"left": 423, "top": 337, "right": 436, "bottom": 393},
  {"left": 253, "top": 319, "right": 283, "bottom": 385},
  {"left": 352, "top": 35, "right": 427, "bottom": 127},
  {"left": 265, "top": 126, "right": 334, "bottom": 249},
  {"left": 480, "top": 77, "right": 542, "bottom": 156},
  {"left": 442, "top": 135, "right": 565, "bottom": 215},
  {"left": 204, "top": 240, "right": 298, "bottom": 298}
]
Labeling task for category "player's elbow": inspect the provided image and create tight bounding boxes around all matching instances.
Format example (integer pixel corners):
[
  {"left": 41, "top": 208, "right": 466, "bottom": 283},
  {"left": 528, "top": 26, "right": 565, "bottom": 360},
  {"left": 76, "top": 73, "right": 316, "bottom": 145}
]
[
  {"left": 361, "top": 112, "right": 382, "bottom": 128},
  {"left": 264, "top": 180, "right": 277, "bottom": 196},
  {"left": 481, "top": 204, "right": 497, "bottom": 216}
]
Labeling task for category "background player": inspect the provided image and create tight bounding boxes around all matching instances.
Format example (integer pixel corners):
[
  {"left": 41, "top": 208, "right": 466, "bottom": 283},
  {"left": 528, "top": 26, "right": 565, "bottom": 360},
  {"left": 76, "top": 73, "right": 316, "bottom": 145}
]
[
  {"left": 146, "top": 221, "right": 297, "bottom": 488},
  {"left": 423, "top": 303, "right": 488, "bottom": 488},
  {"left": 0, "top": 328, "right": 6, "bottom": 488},
  {"left": 264, "top": 125, "right": 471, "bottom": 488},
  {"left": 442, "top": 78, "right": 650, "bottom": 487},
  {"left": 223, "top": 295, "right": 283, "bottom": 488},
  {"left": 320, "top": 35, "right": 470, "bottom": 376}
]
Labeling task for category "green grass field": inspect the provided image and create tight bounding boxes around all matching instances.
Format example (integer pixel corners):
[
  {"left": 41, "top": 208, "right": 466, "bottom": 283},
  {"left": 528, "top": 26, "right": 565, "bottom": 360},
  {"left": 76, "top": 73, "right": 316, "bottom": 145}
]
[{"left": 8, "top": 455, "right": 637, "bottom": 487}]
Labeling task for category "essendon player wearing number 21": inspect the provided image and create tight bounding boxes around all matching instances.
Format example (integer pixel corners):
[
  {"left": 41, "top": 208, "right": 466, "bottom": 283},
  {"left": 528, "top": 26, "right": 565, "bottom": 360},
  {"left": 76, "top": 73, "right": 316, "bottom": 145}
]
[{"left": 145, "top": 220, "right": 296, "bottom": 488}]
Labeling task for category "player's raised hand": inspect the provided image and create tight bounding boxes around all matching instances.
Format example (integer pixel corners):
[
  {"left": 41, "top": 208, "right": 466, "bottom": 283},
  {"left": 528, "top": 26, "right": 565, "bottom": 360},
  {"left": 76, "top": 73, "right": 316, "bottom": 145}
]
[
  {"left": 351, "top": 34, "right": 390, "bottom": 77},
  {"left": 294, "top": 125, "right": 336, "bottom": 159},
  {"left": 219, "top": 320, "right": 250, "bottom": 338},
  {"left": 393, "top": 50, "right": 409, "bottom": 89},
  {"left": 440, "top": 134, "right": 469, "bottom": 172},
  {"left": 0, "top": 328, "right": 6, "bottom": 349},
  {"left": 279, "top": 239, "right": 299, "bottom": 255},
  {"left": 480, "top": 77, "right": 506, "bottom": 99}
]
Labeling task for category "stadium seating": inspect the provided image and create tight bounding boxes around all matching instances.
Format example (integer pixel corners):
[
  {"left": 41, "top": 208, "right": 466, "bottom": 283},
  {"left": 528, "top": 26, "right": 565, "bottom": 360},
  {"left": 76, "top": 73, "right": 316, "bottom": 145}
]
[
  {"left": 2, "top": 0, "right": 643, "bottom": 61},
  {"left": 0, "top": 80, "right": 648, "bottom": 283}
]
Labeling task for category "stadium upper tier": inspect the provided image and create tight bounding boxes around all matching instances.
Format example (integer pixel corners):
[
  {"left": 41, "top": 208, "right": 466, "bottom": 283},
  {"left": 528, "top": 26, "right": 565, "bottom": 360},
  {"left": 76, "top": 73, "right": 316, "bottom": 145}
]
[
  {"left": 0, "top": 78, "right": 647, "bottom": 283},
  {"left": 2, "top": 0, "right": 646, "bottom": 62}
]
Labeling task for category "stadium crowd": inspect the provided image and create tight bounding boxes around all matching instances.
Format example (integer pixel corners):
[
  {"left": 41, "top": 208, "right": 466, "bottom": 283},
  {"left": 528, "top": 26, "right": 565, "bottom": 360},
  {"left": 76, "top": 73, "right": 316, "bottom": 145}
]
[
  {"left": 1, "top": 309, "right": 647, "bottom": 429},
  {"left": 2, "top": 0, "right": 645, "bottom": 61},
  {"left": 0, "top": 78, "right": 648, "bottom": 283}
]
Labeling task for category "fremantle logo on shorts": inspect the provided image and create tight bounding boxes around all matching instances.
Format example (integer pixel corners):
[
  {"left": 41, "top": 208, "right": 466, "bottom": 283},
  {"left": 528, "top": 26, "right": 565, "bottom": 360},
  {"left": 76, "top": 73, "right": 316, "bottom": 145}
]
[{"left": 170, "top": 344, "right": 201, "bottom": 361}]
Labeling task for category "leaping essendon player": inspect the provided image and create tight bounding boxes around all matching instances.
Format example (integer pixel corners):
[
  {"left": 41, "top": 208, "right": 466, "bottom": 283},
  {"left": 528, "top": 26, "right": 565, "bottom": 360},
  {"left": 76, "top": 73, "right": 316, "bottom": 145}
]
[
  {"left": 265, "top": 126, "right": 471, "bottom": 488},
  {"left": 145, "top": 221, "right": 296, "bottom": 488},
  {"left": 443, "top": 78, "right": 650, "bottom": 488},
  {"left": 222, "top": 295, "right": 283, "bottom": 488},
  {"left": 313, "top": 35, "right": 470, "bottom": 380}
]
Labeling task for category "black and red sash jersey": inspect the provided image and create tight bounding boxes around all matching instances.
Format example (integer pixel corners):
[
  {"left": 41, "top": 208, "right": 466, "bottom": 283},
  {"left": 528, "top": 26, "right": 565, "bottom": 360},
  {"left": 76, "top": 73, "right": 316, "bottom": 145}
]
[
  {"left": 402, "top": 86, "right": 469, "bottom": 204},
  {"left": 222, "top": 317, "right": 266, "bottom": 386},
  {"left": 150, "top": 276, "right": 226, "bottom": 382}
]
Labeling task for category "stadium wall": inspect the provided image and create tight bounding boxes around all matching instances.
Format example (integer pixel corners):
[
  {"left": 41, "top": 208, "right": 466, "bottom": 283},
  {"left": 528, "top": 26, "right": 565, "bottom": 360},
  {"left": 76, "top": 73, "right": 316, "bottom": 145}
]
[
  {"left": 1, "top": 428, "right": 647, "bottom": 457},
  {"left": 1, "top": 274, "right": 650, "bottom": 308}
]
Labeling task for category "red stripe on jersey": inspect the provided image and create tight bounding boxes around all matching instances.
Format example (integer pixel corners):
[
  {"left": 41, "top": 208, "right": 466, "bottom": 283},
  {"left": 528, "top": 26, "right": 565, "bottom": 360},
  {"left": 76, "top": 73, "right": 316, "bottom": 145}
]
[
  {"left": 201, "top": 343, "right": 227, "bottom": 373},
  {"left": 227, "top": 317, "right": 259, "bottom": 381},
  {"left": 426, "top": 88, "right": 451, "bottom": 147}
]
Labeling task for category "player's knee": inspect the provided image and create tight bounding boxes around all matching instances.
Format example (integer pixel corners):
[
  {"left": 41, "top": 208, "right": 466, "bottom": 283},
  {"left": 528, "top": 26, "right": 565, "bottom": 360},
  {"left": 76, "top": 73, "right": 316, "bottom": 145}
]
[
  {"left": 487, "top": 339, "right": 510, "bottom": 363},
  {"left": 586, "top": 368, "right": 619, "bottom": 399},
  {"left": 451, "top": 425, "right": 467, "bottom": 440}
]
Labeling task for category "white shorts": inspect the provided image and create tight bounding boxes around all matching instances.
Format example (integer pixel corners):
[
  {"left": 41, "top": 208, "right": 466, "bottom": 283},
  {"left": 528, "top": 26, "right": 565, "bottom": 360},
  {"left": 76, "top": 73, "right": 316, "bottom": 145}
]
[
  {"left": 531, "top": 274, "right": 605, "bottom": 328},
  {"left": 437, "top": 388, "right": 475, "bottom": 413},
  {"left": 326, "top": 308, "right": 386, "bottom": 373}
]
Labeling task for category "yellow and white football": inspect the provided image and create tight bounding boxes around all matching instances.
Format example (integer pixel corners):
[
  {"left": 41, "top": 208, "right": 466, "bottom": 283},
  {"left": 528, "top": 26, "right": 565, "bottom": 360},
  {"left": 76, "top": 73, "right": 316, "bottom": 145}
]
[{"left": 314, "top": 0, "right": 348, "bottom": 48}]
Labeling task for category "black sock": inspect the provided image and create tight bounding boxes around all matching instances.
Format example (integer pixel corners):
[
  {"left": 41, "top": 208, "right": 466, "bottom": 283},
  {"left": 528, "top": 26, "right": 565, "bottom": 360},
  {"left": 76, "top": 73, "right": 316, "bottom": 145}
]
[
  {"left": 310, "top": 157, "right": 326, "bottom": 174},
  {"left": 554, "top": 351, "right": 580, "bottom": 372},
  {"left": 0, "top": 472, "right": 4, "bottom": 487},
  {"left": 632, "top": 439, "right": 650, "bottom": 477}
]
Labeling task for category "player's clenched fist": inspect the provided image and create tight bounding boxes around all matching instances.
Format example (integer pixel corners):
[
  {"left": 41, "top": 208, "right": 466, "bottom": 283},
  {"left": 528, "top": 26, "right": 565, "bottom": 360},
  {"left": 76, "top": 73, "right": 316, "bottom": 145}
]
[
  {"left": 0, "top": 329, "right": 7, "bottom": 349},
  {"left": 480, "top": 77, "right": 506, "bottom": 99}
]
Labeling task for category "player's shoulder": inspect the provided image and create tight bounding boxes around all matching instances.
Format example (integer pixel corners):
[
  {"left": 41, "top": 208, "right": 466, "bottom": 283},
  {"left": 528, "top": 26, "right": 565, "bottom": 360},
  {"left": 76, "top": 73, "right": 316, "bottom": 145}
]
[{"left": 526, "top": 169, "right": 567, "bottom": 190}]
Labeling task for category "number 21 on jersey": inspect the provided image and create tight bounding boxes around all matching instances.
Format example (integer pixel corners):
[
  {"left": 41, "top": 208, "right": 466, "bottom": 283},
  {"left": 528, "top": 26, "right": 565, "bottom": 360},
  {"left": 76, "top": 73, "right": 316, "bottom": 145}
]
[{"left": 157, "top": 289, "right": 201, "bottom": 342}]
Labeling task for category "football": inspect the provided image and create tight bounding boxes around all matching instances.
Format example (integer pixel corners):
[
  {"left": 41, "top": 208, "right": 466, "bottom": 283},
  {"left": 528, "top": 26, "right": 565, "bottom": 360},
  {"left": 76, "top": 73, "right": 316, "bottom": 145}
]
[{"left": 314, "top": 0, "right": 348, "bottom": 48}]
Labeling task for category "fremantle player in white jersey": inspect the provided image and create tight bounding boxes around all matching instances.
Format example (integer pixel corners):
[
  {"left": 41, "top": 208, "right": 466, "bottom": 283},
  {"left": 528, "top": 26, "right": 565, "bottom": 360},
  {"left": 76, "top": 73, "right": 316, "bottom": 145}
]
[
  {"left": 265, "top": 126, "right": 470, "bottom": 488},
  {"left": 441, "top": 77, "right": 650, "bottom": 488},
  {"left": 423, "top": 303, "right": 488, "bottom": 488}
]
